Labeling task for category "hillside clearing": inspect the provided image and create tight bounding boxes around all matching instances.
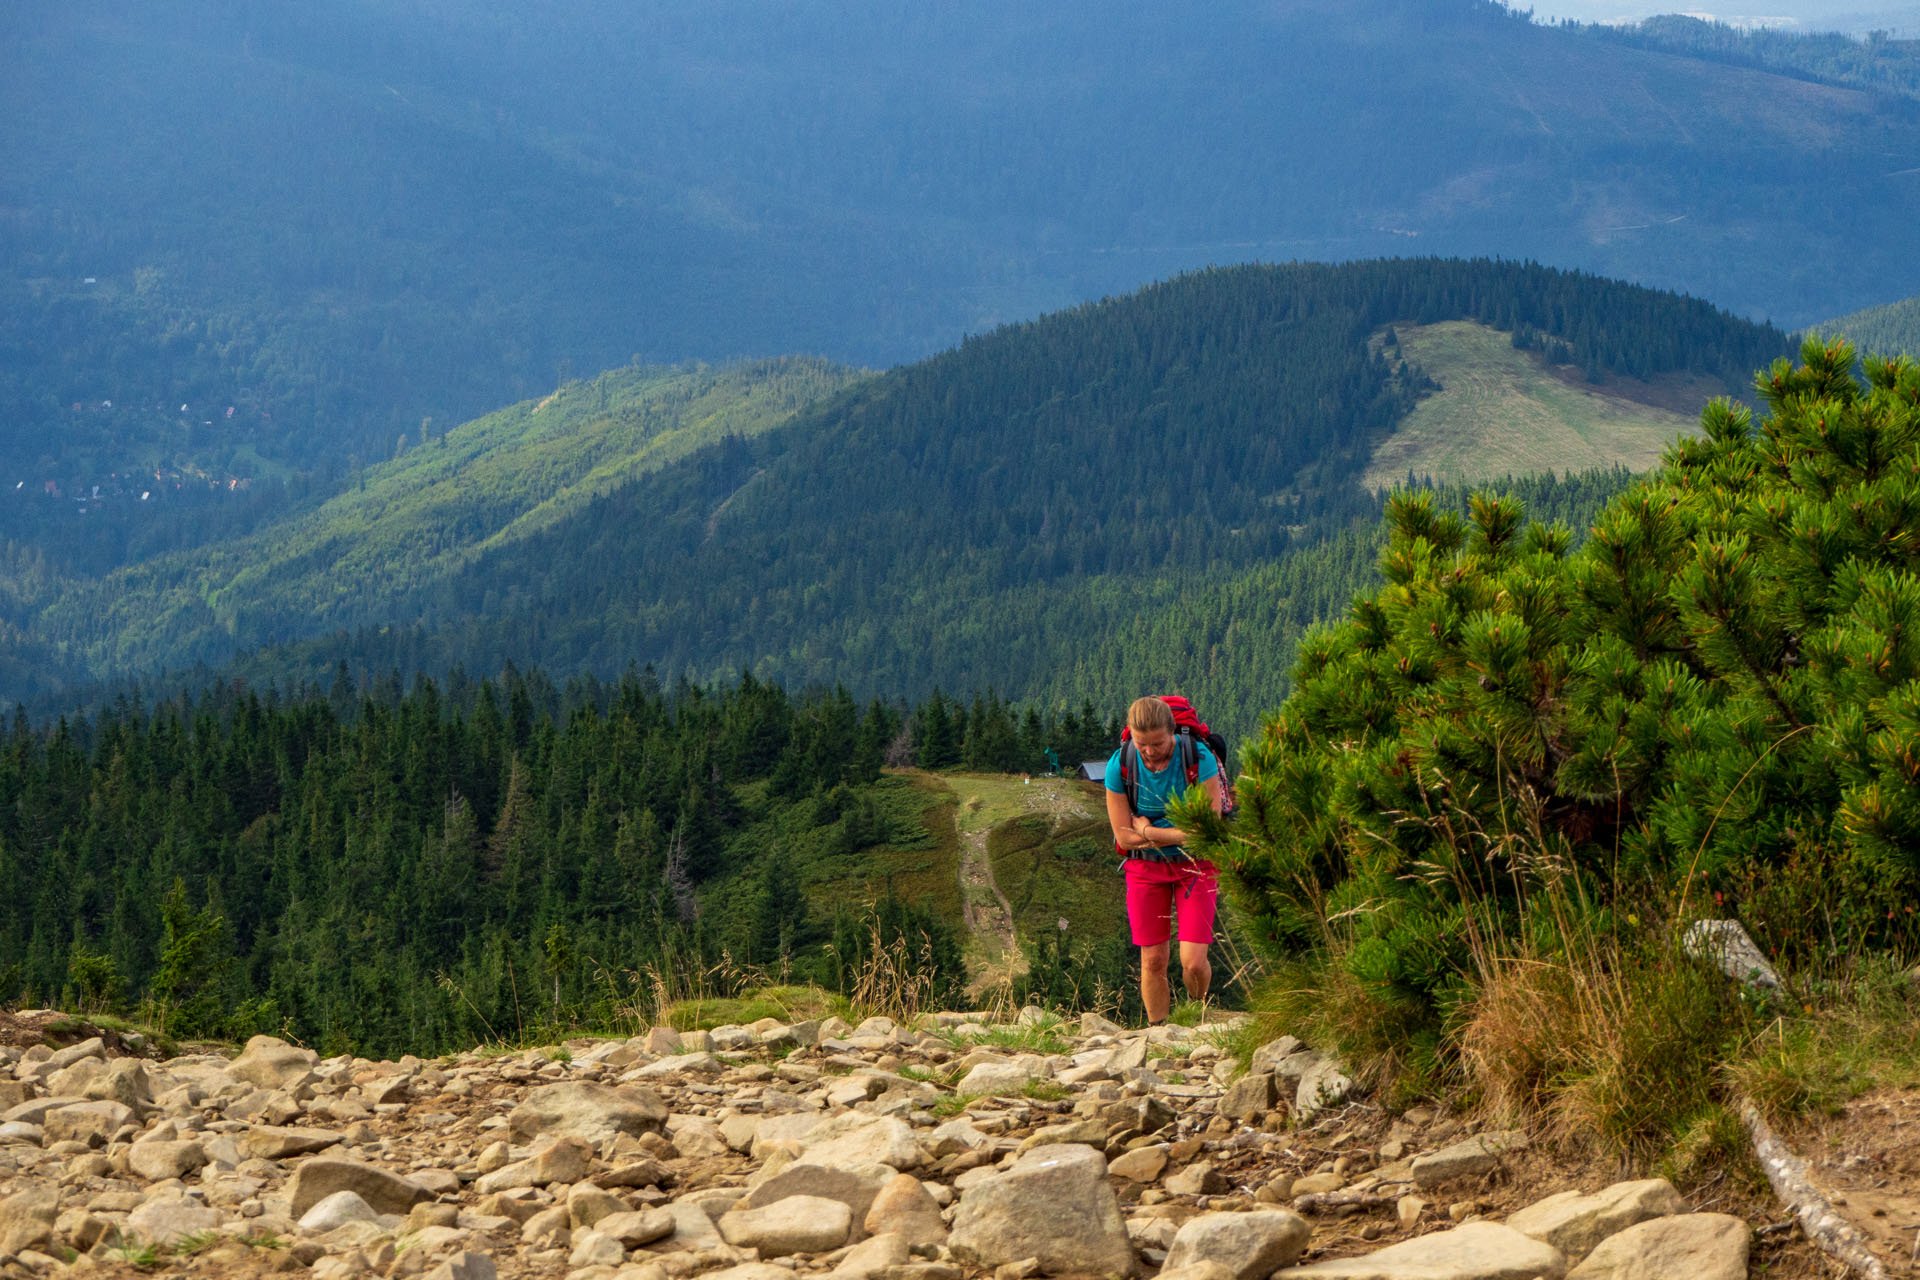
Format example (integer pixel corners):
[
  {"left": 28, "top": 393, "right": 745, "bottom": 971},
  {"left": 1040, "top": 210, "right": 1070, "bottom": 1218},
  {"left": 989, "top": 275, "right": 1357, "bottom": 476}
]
[{"left": 1362, "top": 320, "right": 1722, "bottom": 488}]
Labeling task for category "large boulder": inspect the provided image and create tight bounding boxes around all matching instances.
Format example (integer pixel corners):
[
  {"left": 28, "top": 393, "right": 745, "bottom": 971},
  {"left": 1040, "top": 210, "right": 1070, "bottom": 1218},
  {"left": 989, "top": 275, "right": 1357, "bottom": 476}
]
[
  {"left": 949, "top": 1144, "right": 1136, "bottom": 1277},
  {"left": 1277, "top": 1221, "right": 1566, "bottom": 1280},
  {"left": 507, "top": 1081, "right": 668, "bottom": 1144},
  {"left": 227, "top": 1035, "right": 320, "bottom": 1092},
  {"left": 719, "top": 1194, "right": 854, "bottom": 1254},
  {"left": 1163, "top": 1210, "right": 1312, "bottom": 1280},
  {"left": 1565, "top": 1213, "right": 1747, "bottom": 1280},
  {"left": 1507, "top": 1180, "right": 1686, "bottom": 1264},
  {"left": 289, "top": 1157, "right": 434, "bottom": 1218}
]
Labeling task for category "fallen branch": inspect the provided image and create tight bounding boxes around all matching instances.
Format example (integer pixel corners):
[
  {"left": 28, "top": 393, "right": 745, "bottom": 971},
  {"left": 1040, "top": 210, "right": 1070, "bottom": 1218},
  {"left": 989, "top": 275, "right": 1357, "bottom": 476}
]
[
  {"left": 1291, "top": 1183, "right": 1413, "bottom": 1215},
  {"left": 1739, "top": 1099, "right": 1889, "bottom": 1280}
]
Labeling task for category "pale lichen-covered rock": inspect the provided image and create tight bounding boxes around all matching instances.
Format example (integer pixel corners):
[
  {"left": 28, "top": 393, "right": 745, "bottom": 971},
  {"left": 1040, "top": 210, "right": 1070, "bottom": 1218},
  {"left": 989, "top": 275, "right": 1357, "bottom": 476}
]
[
  {"left": 1507, "top": 1180, "right": 1686, "bottom": 1264},
  {"left": 862, "top": 1173, "right": 946, "bottom": 1246},
  {"left": 243, "top": 1124, "right": 345, "bottom": 1160},
  {"left": 0, "top": 1187, "right": 58, "bottom": 1255},
  {"left": 227, "top": 1035, "right": 320, "bottom": 1092},
  {"left": 1565, "top": 1213, "right": 1747, "bottom": 1280},
  {"left": 1411, "top": 1130, "right": 1529, "bottom": 1189},
  {"left": 289, "top": 1156, "right": 433, "bottom": 1218},
  {"left": 42, "top": 1099, "right": 135, "bottom": 1146},
  {"left": 127, "top": 1196, "right": 225, "bottom": 1246},
  {"left": 949, "top": 1144, "right": 1136, "bottom": 1277},
  {"left": 1276, "top": 1221, "right": 1567, "bottom": 1279},
  {"left": 507, "top": 1081, "right": 668, "bottom": 1143},
  {"left": 1163, "top": 1211, "right": 1312, "bottom": 1280},
  {"left": 719, "top": 1193, "right": 854, "bottom": 1254},
  {"left": 297, "top": 1189, "right": 383, "bottom": 1234},
  {"left": 127, "top": 1139, "right": 208, "bottom": 1182}
]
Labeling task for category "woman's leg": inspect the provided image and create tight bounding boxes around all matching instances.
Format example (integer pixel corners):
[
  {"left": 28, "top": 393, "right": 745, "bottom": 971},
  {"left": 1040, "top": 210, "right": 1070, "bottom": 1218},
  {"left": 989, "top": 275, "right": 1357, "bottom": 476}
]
[
  {"left": 1139, "top": 940, "right": 1172, "bottom": 1023},
  {"left": 1179, "top": 940, "right": 1211, "bottom": 1002}
]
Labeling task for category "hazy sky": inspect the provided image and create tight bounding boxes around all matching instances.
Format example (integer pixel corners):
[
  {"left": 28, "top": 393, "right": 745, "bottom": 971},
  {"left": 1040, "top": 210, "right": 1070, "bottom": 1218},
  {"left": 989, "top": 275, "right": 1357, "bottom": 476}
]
[{"left": 1528, "top": 1, "right": 1919, "bottom": 29}]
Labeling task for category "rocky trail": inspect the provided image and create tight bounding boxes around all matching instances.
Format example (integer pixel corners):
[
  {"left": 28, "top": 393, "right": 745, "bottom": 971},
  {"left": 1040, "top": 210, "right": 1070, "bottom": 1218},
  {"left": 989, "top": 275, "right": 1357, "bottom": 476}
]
[{"left": 0, "top": 1003, "right": 1865, "bottom": 1280}]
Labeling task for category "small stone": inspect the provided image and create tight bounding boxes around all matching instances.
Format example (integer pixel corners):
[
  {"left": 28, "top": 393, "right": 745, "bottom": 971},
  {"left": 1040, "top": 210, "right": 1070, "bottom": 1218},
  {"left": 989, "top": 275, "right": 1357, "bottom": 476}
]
[
  {"left": 955, "top": 1063, "right": 1038, "bottom": 1096},
  {"left": 1164, "top": 1210, "right": 1311, "bottom": 1280},
  {"left": 299, "top": 1189, "right": 382, "bottom": 1233},
  {"left": 1396, "top": 1195, "right": 1426, "bottom": 1230},
  {"left": 948, "top": 1144, "right": 1135, "bottom": 1277},
  {"left": 1410, "top": 1130, "right": 1528, "bottom": 1190},
  {"left": 228, "top": 1035, "right": 321, "bottom": 1092},
  {"left": 569, "top": 1182, "right": 631, "bottom": 1229},
  {"left": 127, "top": 1196, "right": 224, "bottom": 1246},
  {"left": 509, "top": 1082, "right": 669, "bottom": 1144},
  {"left": 1165, "top": 1162, "right": 1228, "bottom": 1197},
  {"left": 1108, "top": 1146, "right": 1168, "bottom": 1182},
  {"left": 289, "top": 1156, "right": 434, "bottom": 1218},
  {"left": 128, "top": 1139, "right": 208, "bottom": 1182},
  {"left": 863, "top": 1174, "right": 946, "bottom": 1246},
  {"left": 1218, "top": 1073, "right": 1276, "bottom": 1123},
  {"left": 0, "top": 1187, "right": 58, "bottom": 1255},
  {"left": 1274, "top": 1220, "right": 1566, "bottom": 1278},
  {"left": 718, "top": 1194, "right": 854, "bottom": 1254},
  {"left": 1506, "top": 1179, "right": 1686, "bottom": 1265},
  {"left": 1292, "top": 1056, "right": 1354, "bottom": 1120},
  {"left": 570, "top": 1229, "right": 628, "bottom": 1267},
  {"left": 244, "top": 1125, "right": 345, "bottom": 1160},
  {"left": 596, "top": 1208, "right": 675, "bottom": 1247},
  {"left": 424, "top": 1251, "right": 499, "bottom": 1280},
  {"left": 1291, "top": 1172, "right": 1344, "bottom": 1197},
  {"left": 831, "top": 1232, "right": 913, "bottom": 1280},
  {"left": 474, "top": 1135, "right": 594, "bottom": 1193},
  {"left": 1566, "top": 1212, "right": 1747, "bottom": 1280}
]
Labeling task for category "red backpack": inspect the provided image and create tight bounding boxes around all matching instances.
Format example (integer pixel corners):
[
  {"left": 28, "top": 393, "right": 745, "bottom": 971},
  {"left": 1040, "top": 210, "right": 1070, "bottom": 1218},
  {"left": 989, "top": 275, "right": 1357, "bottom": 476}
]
[{"left": 1116, "top": 695, "right": 1235, "bottom": 819}]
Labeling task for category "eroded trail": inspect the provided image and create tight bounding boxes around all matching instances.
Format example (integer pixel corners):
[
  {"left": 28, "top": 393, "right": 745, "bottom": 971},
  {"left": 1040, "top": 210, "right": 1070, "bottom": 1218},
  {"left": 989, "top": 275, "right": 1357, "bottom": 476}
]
[{"left": 946, "top": 774, "right": 1101, "bottom": 996}]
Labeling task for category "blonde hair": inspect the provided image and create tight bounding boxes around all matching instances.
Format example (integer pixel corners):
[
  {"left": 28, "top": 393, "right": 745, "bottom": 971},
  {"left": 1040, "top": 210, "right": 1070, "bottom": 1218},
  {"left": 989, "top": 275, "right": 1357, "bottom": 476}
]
[{"left": 1127, "top": 696, "right": 1176, "bottom": 735}]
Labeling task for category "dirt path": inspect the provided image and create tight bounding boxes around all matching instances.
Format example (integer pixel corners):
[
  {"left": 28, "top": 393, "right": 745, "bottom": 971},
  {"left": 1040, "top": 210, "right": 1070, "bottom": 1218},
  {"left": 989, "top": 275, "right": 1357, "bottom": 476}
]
[{"left": 946, "top": 773, "right": 1102, "bottom": 997}]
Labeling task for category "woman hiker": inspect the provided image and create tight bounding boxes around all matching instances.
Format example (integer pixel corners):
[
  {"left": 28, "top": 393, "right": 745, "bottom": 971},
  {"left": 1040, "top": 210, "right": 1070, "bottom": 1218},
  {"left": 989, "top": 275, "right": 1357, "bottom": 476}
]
[{"left": 1103, "top": 695, "right": 1227, "bottom": 1027}]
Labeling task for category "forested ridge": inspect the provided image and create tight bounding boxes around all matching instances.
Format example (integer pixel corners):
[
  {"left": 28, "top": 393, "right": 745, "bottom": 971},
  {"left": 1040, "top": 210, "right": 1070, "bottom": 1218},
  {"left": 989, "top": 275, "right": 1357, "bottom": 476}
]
[
  {"left": 13, "top": 260, "right": 1788, "bottom": 722},
  {"left": 8, "top": 0, "right": 1919, "bottom": 568},
  {"left": 0, "top": 666, "right": 1136, "bottom": 1057}
]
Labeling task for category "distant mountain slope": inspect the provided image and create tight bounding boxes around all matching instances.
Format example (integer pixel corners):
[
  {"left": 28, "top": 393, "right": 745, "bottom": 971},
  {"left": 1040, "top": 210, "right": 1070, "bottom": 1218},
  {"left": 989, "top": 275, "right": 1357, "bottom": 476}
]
[
  {"left": 17, "top": 260, "right": 1789, "bottom": 720},
  {"left": 5, "top": 0, "right": 1918, "bottom": 510},
  {"left": 1361, "top": 321, "right": 1723, "bottom": 487},
  {"left": 1824, "top": 295, "right": 1920, "bottom": 355}
]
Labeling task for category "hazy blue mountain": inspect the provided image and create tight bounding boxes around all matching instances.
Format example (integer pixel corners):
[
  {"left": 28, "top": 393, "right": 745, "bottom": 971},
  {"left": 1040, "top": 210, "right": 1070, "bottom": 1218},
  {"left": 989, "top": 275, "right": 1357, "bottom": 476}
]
[
  {"left": 14, "top": 260, "right": 1790, "bottom": 724},
  {"left": 5, "top": 0, "right": 1918, "bottom": 523},
  {"left": 1824, "top": 293, "right": 1920, "bottom": 354}
]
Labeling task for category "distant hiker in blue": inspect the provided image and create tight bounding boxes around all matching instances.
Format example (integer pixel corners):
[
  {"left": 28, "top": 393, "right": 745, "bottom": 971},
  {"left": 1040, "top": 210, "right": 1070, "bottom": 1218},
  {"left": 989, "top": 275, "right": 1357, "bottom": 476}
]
[{"left": 1103, "top": 696, "right": 1227, "bottom": 1026}]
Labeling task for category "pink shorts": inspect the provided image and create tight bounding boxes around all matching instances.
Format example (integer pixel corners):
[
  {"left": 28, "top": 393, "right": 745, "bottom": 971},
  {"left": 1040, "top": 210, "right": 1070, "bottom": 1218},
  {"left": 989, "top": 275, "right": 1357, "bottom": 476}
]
[{"left": 1125, "top": 857, "right": 1219, "bottom": 947}]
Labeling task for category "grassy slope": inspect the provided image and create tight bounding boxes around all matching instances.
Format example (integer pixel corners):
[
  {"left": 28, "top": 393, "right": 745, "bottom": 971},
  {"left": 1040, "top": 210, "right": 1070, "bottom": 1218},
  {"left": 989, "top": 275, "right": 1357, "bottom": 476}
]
[
  {"left": 756, "top": 770, "right": 1122, "bottom": 981},
  {"left": 39, "top": 358, "right": 866, "bottom": 672},
  {"left": 1361, "top": 321, "right": 1719, "bottom": 488},
  {"left": 1822, "top": 295, "right": 1920, "bottom": 359}
]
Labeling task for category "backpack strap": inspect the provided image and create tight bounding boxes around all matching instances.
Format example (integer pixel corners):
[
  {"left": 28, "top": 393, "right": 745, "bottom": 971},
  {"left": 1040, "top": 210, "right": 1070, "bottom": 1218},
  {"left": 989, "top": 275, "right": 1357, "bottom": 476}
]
[
  {"left": 1179, "top": 727, "right": 1199, "bottom": 787},
  {"left": 1122, "top": 738, "right": 1143, "bottom": 816}
]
